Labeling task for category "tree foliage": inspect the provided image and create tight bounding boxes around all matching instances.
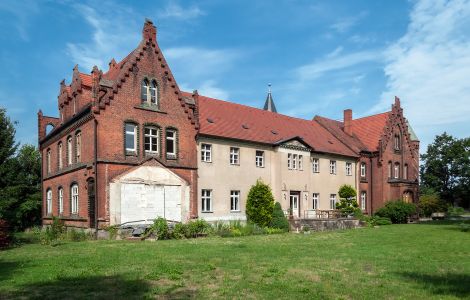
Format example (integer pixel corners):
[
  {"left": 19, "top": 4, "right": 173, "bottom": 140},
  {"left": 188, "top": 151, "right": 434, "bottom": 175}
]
[
  {"left": 374, "top": 200, "right": 416, "bottom": 224},
  {"left": 246, "top": 180, "right": 275, "bottom": 227},
  {"left": 336, "top": 184, "right": 359, "bottom": 215},
  {"left": 0, "top": 107, "right": 42, "bottom": 230},
  {"left": 270, "top": 202, "right": 289, "bottom": 231},
  {"left": 418, "top": 190, "right": 447, "bottom": 217},
  {"left": 420, "top": 133, "right": 470, "bottom": 208}
]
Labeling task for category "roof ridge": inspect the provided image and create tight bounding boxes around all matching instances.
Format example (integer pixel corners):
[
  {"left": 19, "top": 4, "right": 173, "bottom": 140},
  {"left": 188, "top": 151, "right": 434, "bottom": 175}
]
[{"left": 353, "top": 111, "right": 390, "bottom": 121}]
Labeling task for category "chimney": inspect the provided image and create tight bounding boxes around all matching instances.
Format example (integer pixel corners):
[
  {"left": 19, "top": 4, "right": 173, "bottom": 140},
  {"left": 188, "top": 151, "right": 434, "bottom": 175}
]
[
  {"left": 142, "top": 18, "right": 157, "bottom": 41},
  {"left": 344, "top": 109, "right": 352, "bottom": 135}
]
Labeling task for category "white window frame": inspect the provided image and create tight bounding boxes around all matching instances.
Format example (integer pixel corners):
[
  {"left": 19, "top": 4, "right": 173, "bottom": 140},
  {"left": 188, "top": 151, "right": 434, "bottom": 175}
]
[
  {"left": 230, "top": 147, "right": 239, "bottom": 165},
  {"left": 292, "top": 154, "right": 297, "bottom": 169},
  {"left": 312, "top": 158, "right": 319, "bottom": 173},
  {"left": 201, "top": 143, "right": 212, "bottom": 162},
  {"left": 329, "top": 160, "right": 337, "bottom": 175},
  {"left": 298, "top": 155, "right": 303, "bottom": 171},
  {"left": 125, "top": 123, "right": 137, "bottom": 152},
  {"left": 346, "top": 162, "right": 352, "bottom": 176},
  {"left": 255, "top": 150, "right": 264, "bottom": 168},
  {"left": 360, "top": 162, "right": 366, "bottom": 177},
  {"left": 71, "top": 184, "right": 79, "bottom": 215},
  {"left": 46, "top": 189, "right": 52, "bottom": 215},
  {"left": 76, "top": 132, "right": 81, "bottom": 163},
  {"left": 230, "top": 190, "right": 240, "bottom": 212},
  {"left": 329, "top": 194, "right": 337, "bottom": 210},
  {"left": 58, "top": 142, "right": 63, "bottom": 169},
  {"left": 58, "top": 187, "right": 63, "bottom": 215},
  {"left": 150, "top": 80, "right": 158, "bottom": 105},
  {"left": 166, "top": 129, "right": 176, "bottom": 156},
  {"left": 288, "top": 153, "right": 292, "bottom": 169},
  {"left": 394, "top": 163, "right": 400, "bottom": 179},
  {"left": 67, "top": 136, "right": 73, "bottom": 165},
  {"left": 47, "top": 149, "right": 51, "bottom": 174},
  {"left": 312, "top": 193, "right": 319, "bottom": 210},
  {"left": 144, "top": 126, "right": 159, "bottom": 154},
  {"left": 361, "top": 191, "right": 366, "bottom": 210},
  {"left": 201, "top": 189, "right": 212, "bottom": 212}
]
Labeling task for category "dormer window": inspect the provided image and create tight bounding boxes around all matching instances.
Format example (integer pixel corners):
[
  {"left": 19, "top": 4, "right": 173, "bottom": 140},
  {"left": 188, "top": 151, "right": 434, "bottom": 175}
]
[{"left": 141, "top": 79, "right": 158, "bottom": 106}]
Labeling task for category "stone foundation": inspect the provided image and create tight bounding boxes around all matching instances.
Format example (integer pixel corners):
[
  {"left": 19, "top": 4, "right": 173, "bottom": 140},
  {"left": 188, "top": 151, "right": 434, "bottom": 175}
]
[{"left": 289, "top": 218, "right": 362, "bottom": 232}]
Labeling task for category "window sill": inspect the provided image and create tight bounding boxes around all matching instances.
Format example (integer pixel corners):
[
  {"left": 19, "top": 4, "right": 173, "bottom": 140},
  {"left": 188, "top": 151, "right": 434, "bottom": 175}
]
[
  {"left": 134, "top": 104, "right": 167, "bottom": 114},
  {"left": 230, "top": 210, "right": 241, "bottom": 213},
  {"left": 201, "top": 211, "right": 213, "bottom": 213},
  {"left": 145, "top": 152, "right": 159, "bottom": 157},
  {"left": 166, "top": 154, "right": 177, "bottom": 160},
  {"left": 230, "top": 164, "right": 240, "bottom": 166},
  {"left": 125, "top": 150, "right": 138, "bottom": 157},
  {"left": 202, "top": 160, "right": 212, "bottom": 163},
  {"left": 256, "top": 165, "right": 265, "bottom": 168}
]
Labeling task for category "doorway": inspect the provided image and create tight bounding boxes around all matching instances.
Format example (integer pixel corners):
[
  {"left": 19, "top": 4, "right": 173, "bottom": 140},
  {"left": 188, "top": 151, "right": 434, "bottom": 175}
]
[{"left": 289, "top": 191, "right": 300, "bottom": 218}]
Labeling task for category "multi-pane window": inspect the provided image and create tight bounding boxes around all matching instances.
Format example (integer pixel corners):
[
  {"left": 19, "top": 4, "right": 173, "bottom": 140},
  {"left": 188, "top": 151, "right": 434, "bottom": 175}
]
[
  {"left": 201, "top": 189, "right": 212, "bottom": 212},
  {"left": 67, "top": 136, "right": 73, "bottom": 165},
  {"left": 58, "top": 142, "right": 63, "bottom": 169},
  {"left": 312, "top": 158, "right": 319, "bottom": 173},
  {"left": 298, "top": 155, "right": 303, "bottom": 170},
  {"left": 166, "top": 129, "right": 176, "bottom": 157},
  {"left": 141, "top": 79, "right": 158, "bottom": 105},
  {"left": 312, "top": 193, "right": 319, "bottom": 210},
  {"left": 360, "top": 162, "right": 366, "bottom": 177},
  {"left": 346, "top": 162, "right": 352, "bottom": 176},
  {"left": 75, "top": 132, "right": 81, "bottom": 163},
  {"left": 71, "top": 184, "right": 79, "bottom": 215},
  {"left": 201, "top": 144, "right": 212, "bottom": 162},
  {"left": 329, "top": 160, "right": 337, "bottom": 174},
  {"left": 288, "top": 153, "right": 292, "bottom": 169},
  {"left": 394, "top": 163, "right": 400, "bottom": 179},
  {"left": 394, "top": 134, "right": 400, "bottom": 150},
  {"left": 47, "top": 149, "right": 51, "bottom": 174},
  {"left": 360, "top": 192, "right": 367, "bottom": 210},
  {"left": 230, "top": 147, "right": 239, "bottom": 165},
  {"left": 150, "top": 81, "right": 157, "bottom": 105},
  {"left": 292, "top": 154, "right": 297, "bottom": 169},
  {"left": 256, "top": 150, "right": 264, "bottom": 167},
  {"left": 58, "top": 187, "right": 64, "bottom": 215},
  {"left": 329, "top": 194, "right": 337, "bottom": 210},
  {"left": 125, "top": 123, "right": 137, "bottom": 152},
  {"left": 141, "top": 80, "right": 149, "bottom": 102},
  {"left": 404, "top": 164, "right": 408, "bottom": 180},
  {"left": 230, "top": 190, "right": 240, "bottom": 212},
  {"left": 144, "top": 127, "right": 159, "bottom": 154},
  {"left": 46, "top": 189, "right": 52, "bottom": 215}
]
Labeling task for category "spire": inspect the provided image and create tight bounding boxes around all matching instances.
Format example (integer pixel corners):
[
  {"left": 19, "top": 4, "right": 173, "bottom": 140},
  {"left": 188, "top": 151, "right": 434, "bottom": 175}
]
[{"left": 263, "top": 83, "right": 277, "bottom": 113}]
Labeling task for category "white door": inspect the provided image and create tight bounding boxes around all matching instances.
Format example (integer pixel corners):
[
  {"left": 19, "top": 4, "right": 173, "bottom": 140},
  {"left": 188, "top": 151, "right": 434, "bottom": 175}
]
[
  {"left": 120, "top": 183, "right": 164, "bottom": 224},
  {"left": 290, "top": 194, "right": 299, "bottom": 218}
]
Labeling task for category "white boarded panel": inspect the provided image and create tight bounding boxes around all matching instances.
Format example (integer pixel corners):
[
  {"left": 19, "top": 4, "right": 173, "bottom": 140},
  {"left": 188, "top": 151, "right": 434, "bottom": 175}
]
[
  {"left": 164, "top": 185, "right": 181, "bottom": 222},
  {"left": 143, "top": 184, "right": 165, "bottom": 221},
  {"left": 120, "top": 183, "right": 145, "bottom": 224}
]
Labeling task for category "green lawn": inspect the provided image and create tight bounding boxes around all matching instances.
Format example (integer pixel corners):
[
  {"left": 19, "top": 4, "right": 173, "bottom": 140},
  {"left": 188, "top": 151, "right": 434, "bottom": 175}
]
[{"left": 1, "top": 222, "right": 469, "bottom": 299}]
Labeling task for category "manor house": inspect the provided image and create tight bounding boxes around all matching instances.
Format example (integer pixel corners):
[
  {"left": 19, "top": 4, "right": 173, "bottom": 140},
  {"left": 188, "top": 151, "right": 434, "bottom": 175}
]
[{"left": 38, "top": 20, "right": 419, "bottom": 228}]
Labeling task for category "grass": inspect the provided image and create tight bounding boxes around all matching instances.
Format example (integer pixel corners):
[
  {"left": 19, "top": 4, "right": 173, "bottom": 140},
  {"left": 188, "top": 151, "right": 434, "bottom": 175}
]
[{"left": 1, "top": 221, "right": 469, "bottom": 299}]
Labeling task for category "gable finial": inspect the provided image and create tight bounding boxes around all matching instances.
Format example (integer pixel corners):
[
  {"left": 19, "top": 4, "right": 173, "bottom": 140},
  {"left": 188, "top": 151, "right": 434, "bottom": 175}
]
[{"left": 263, "top": 83, "right": 277, "bottom": 113}]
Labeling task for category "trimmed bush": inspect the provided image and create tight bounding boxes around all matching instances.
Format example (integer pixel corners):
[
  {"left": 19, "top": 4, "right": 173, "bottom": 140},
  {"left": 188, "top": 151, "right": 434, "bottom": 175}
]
[
  {"left": 246, "top": 180, "right": 275, "bottom": 227},
  {"left": 375, "top": 200, "right": 416, "bottom": 224},
  {"left": 418, "top": 193, "right": 447, "bottom": 217},
  {"left": 270, "top": 202, "right": 289, "bottom": 232},
  {"left": 336, "top": 184, "right": 359, "bottom": 216}
]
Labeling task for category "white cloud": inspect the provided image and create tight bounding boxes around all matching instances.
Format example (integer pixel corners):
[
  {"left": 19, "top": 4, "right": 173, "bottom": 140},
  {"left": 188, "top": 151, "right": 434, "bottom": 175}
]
[
  {"left": 372, "top": 0, "right": 470, "bottom": 145},
  {"left": 198, "top": 80, "right": 230, "bottom": 99},
  {"left": 158, "top": 1, "right": 205, "bottom": 19},
  {"left": 330, "top": 11, "right": 368, "bottom": 33}
]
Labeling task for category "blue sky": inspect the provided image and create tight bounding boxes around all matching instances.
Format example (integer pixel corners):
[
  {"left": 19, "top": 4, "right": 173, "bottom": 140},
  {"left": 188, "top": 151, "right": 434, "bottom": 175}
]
[{"left": 1, "top": 0, "right": 469, "bottom": 151}]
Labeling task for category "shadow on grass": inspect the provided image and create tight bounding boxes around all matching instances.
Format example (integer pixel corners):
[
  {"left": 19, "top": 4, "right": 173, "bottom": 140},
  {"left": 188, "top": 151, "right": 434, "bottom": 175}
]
[
  {"left": 0, "top": 260, "right": 21, "bottom": 282},
  {"left": 417, "top": 220, "right": 465, "bottom": 225},
  {"left": 398, "top": 272, "right": 470, "bottom": 298}
]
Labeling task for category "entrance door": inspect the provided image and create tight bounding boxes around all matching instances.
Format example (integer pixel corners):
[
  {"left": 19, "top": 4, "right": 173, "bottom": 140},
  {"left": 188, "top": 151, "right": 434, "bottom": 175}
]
[
  {"left": 403, "top": 191, "right": 413, "bottom": 203},
  {"left": 289, "top": 192, "right": 300, "bottom": 218}
]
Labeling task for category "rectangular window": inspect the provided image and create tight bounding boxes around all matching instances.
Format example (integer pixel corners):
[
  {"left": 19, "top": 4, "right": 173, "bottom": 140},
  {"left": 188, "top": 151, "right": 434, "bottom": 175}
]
[
  {"left": 312, "top": 158, "right": 319, "bottom": 173},
  {"left": 76, "top": 133, "right": 81, "bottom": 163},
  {"left": 58, "top": 143, "right": 63, "bottom": 169},
  {"left": 329, "top": 194, "right": 337, "bottom": 210},
  {"left": 388, "top": 162, "right": 392, "bottom": 178},
  {"left": 255, "top": 150, "right": 264, "bottom": 167},
  {"left": 312, "top": 193, "right": 319, "bottom": 210},
  {"left": 404, "top": 164, "right": 408, "bottom": 180},
  {"left": 394, "top": 135, "right": 400, "bottom": 150},
  {"left": 47, "top": 150, "right": 51, "bottom": 174},
  {"left": 46, "top": 190, "right": 52, "bottom": 215},
  {"left": 329, "top": 160, "right": 336, "bottom": 174},
  {"left": 67, "top": 137, "right": 73, "bottom": 165},
  {"left": 346, "top": 162, "right": 352, "bottom": 176},
  {"left": 125, "top": 123, "right": 137, "bottom": 152},
  {"left": 298, "top": 155, "right": 303, "bottom": 170},
  {"left": 360, "top": 162, "right": 366, "bottom": 177},
  {"left": 230, "top": 147, "right": 239, "bottom": 165},
  {"left": 201, "top": 143, "right": 212, "bottom": 162},
  {"left": 230, "top": 190, "right": 240, "bottom": 212},
  {"left": 361, "top": 192, "right": 366, "bottom": 210},
  {"left": 144, "top": 127, "right": 159, "bottom": 154},
  {"left": 71, "top": 184, "right": 79, "bottom": 215},
  {"left": 201, "top": 189, "right": 212, "bottom": 212},
  {"left": 292, "top": 154, "right": 297, "bottom": 169},
  {"left": 58, "top": 188, "right": 63, "bottom": 215},
  {"left": 394, "top": 164, "right": 400, "bottom": 179},
  {"left": 288, "top": 153, "right": 292, "bottom": 169},
  {"left": 166, "top": 129, "right": 176, "bottom": 156}
]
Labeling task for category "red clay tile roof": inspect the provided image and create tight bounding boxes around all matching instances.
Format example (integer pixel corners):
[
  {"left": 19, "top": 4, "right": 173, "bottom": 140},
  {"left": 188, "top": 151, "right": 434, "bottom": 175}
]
[
  {"left": 79, "top": 73, "right": 92, "bottom": 87},
  {"left": 314, "top": 116, "right": 366, "bottom": 153},
  {"left": 185, "top": 92, "right": 358, "bottom": 157}
]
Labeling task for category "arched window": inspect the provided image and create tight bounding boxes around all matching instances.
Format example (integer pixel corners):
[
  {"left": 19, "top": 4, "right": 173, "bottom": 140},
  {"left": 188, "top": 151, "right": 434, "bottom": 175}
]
[
  {"left": 58, "top": 187, "right": 64, "bottom": 215},
  {"left": 75, "top": 131, "right": 82, "bottom": 163},
  {"left": 71, "top": 183, "right": 79, "bottom": 215},
  {"left": 394, "top": 134, "right": 401, "bottom": 150},
  {"left": 150, "top": 80, "right": 158, "bottom": 105},
  {"left": 46, "top": 149, "right": 51, "bottom": 174},
  {"left": 394, "top": 162, "right": 400, "bottom": 179},
  {"left": 404, "top": 164, "right": 408, "bottom": 180},
  {"left": 46, "top": 189, "right": 52, "bottom": 215},
  {"left": 67, "top": 136, "right": 73, "bottom": 165},
  {"left": 141, "top": 79, "right": 149, "bottom": 103},
  {"left": 58, "top": 142, "right": 63, "bottom": 170}
]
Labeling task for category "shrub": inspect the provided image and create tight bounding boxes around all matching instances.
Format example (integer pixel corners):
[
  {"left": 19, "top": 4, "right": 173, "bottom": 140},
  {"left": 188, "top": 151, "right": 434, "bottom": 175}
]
[
  {"left": 448, "top": 206, "right": 465, "bottom": 216},
  {"left": 336, "top": 185, "right": 359, "bottom": 216},
  {"left": 372, "top": 216, "right": 393, "bottom": 226},
  {"left": 67, "top": 228, "right": 89, "bottom": 241},
  {"left": 187, "top": 219, "right": 210, "bottom": 237},
  {"left": 246, "top": 180, "right": 275, "bottom": 227},
  {"left": 418, "top": 193, "right": 447, "bottom": 217},
  {"left": 375, "top": 200, "right": 416, "bottom": 224},
  {"left": 460, "top": 222, "right": 470, "bottom": 232},
  {"left": 172, "top": 223, "right": 189, "bottom": 239},
  {"left": 270, "top": 202, "right": 289, "bottom": 232},
  {"left": 147, "top": 217, "right": 169, "bottom": 240}
]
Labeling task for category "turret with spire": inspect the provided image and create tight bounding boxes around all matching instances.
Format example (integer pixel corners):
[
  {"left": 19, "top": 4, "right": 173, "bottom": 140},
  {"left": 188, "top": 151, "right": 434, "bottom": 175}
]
[{"left": 263, "top": 83, "right": 277, "bottom": 113}]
